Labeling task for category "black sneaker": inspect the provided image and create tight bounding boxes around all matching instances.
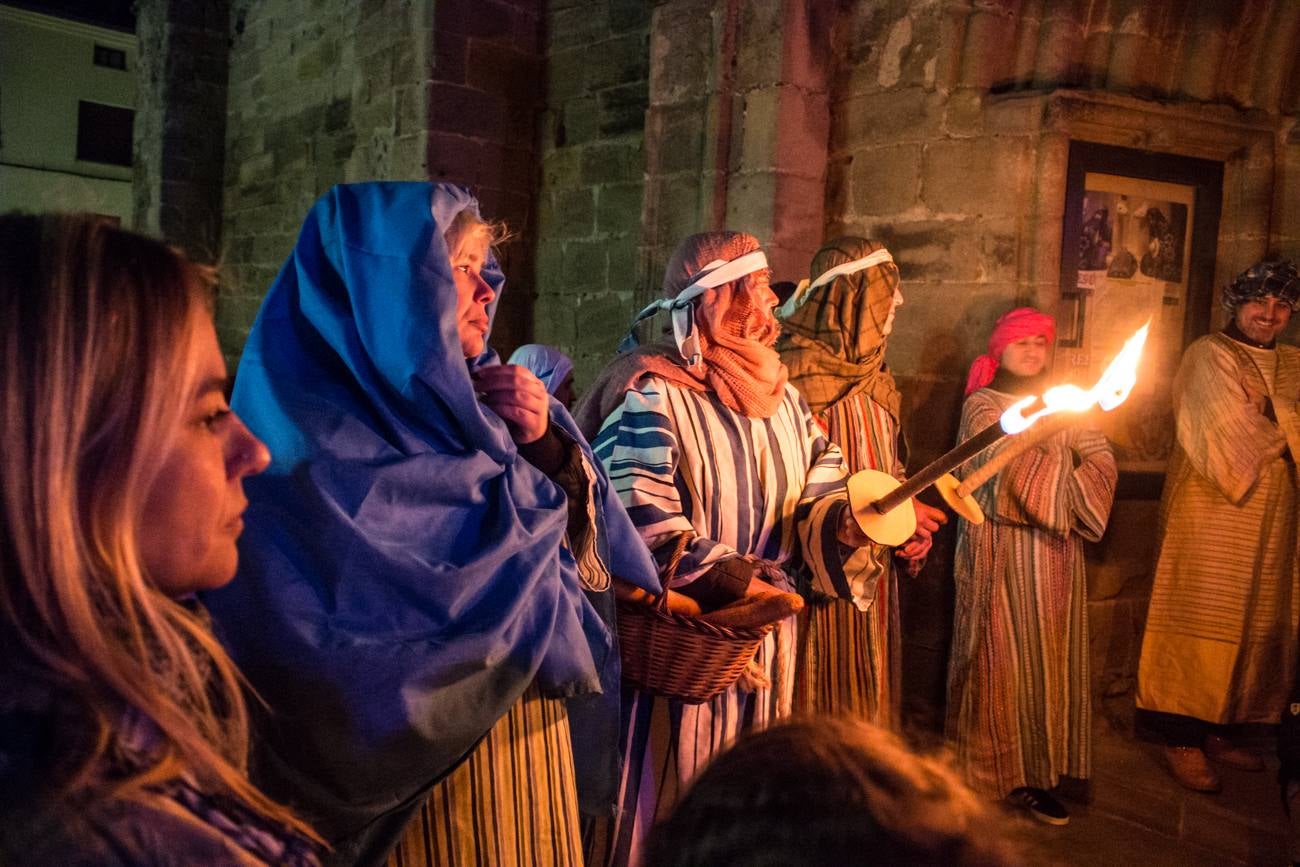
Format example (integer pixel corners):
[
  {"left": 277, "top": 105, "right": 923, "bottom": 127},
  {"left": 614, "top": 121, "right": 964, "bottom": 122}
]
[{"left": 1007, "top": 787, "right": 1069, "bottom": 826}]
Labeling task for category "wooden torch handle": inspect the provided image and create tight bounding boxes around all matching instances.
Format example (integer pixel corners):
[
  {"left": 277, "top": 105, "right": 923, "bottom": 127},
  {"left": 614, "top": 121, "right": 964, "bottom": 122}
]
[{"left": 954, "top": 413, "right": 1078, "bottom": 498}]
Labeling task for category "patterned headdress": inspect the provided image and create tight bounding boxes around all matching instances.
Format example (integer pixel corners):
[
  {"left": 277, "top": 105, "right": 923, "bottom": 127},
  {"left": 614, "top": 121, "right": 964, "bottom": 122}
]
[
  {"left": 1220, "top": 259, "right": 1300, "bottom": 311},
  {"left": 776, "top": 237, "right": 902, "bottom": 418}
]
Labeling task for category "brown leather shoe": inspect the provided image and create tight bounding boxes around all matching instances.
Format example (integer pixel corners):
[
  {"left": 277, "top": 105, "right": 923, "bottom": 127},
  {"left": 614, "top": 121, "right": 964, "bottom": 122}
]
[
  {"left": 1164, "top": 746, "right": 1221, "bottom": 792},
  {"left": 1205, "top": 734, "right": 1265, "bottom": 771}
]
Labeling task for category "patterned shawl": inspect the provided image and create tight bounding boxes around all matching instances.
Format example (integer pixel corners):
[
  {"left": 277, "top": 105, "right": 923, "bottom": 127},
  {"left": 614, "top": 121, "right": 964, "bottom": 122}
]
[{"left": 776, "top": 237, "right": 902, "bottom": 419}]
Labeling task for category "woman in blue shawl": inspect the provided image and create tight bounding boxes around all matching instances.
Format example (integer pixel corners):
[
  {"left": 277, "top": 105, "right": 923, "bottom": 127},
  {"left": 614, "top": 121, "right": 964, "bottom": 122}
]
[{"left": 203, "top": 182, "right": 658, "bottom": 867}]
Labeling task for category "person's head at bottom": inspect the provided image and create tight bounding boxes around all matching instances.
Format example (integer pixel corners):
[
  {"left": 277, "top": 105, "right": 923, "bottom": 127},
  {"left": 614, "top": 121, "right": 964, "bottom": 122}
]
[{"left": 645, "top": 717, "right": 1022, "bottom": 867}]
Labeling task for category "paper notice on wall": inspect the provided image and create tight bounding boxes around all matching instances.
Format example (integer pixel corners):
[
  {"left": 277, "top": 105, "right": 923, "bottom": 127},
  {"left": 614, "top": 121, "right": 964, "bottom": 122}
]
[{"left": 1061, "top": 172, "right": 1196, "bottom": 471}]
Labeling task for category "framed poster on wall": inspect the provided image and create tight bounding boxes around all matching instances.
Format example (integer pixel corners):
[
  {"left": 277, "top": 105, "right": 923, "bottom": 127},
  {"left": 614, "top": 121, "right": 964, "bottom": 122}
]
[{"left": 1057, "top": 142, "right": 1223, "bottom": 485}]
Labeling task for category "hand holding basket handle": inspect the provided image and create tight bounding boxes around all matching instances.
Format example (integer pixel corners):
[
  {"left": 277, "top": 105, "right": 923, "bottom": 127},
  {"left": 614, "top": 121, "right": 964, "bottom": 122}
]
[{"left": 613, "top": 533, "right": 802, "bottom": 704}]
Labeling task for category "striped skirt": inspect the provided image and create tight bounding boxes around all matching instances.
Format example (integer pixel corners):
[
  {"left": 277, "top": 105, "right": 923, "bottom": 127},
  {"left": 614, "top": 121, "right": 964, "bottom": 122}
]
[
  {"left": 585, "top": 618, "right": 796, "bottom": 867},
  {"left": 386, "top": 684, "right": 583, "bottom": 867},
  {"left": 793, "top": 566, "right": 900, "bottom": 730}
]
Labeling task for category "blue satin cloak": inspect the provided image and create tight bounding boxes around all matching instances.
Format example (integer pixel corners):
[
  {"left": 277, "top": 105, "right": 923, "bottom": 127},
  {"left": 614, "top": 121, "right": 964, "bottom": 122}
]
[{"left": 203, "top": 182, "right": 657, "bottom": 862}]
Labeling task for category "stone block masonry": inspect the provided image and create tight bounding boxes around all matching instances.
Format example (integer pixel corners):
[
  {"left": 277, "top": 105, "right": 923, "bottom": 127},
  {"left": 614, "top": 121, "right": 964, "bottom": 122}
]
[
  {"left": 210, "top": 0, "right": 546, "bottom": 366},
  {"left": 217, "top": 0, "right": 435, "bottom": 366},
  {"left": 534, "top": 0, "right": 650, "bottom": 387},
  {"left": 134, "top": 0, "right": 231, "bottom": 266},
  {"left": 427, "top": 0, "right": 546, "bottom": 355}
]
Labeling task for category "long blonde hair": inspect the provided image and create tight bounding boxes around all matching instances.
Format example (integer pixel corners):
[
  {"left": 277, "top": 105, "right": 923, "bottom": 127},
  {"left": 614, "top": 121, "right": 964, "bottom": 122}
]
[{"left": 0, "top": 213, "right": 316, "bottom": 841}]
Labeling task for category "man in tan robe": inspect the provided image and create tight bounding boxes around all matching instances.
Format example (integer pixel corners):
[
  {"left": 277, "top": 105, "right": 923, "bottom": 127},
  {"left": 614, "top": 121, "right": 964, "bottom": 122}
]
[{"left": 1137, "top": 259, "right": 1300, "bottom": 792}]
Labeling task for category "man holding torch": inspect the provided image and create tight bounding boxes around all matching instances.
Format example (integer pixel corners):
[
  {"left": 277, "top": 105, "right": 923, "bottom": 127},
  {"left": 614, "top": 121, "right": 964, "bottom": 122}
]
[
  {"left": 777, "top": 237, "right": 944, "bottom": 732},
  {"left": 1137, "top": 260, "right": 1300, "bottom": 793}
]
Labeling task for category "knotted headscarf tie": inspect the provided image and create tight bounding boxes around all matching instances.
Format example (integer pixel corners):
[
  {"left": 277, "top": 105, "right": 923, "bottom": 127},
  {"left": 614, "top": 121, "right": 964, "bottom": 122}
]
[
  {"left": 619, "top": 249, "right": 770, "bottom": 367},
  {"left": 579, "top": 232, "right": 788, "bottom": 429}
]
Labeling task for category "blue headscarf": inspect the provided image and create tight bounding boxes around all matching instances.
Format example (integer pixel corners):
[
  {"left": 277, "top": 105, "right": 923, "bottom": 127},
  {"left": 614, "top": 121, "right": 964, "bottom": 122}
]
[
  {"left": 508, "top": 343, "right": 574, "bottom": 395},
  {"left": 203, "top": 182, "right": 657, "bottom": 860}
]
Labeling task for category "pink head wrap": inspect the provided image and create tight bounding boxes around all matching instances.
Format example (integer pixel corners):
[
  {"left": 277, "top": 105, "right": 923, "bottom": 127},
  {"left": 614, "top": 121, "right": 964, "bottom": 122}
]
[{"left": 964, "top": 306, "right": 1056, "bottom": 395}]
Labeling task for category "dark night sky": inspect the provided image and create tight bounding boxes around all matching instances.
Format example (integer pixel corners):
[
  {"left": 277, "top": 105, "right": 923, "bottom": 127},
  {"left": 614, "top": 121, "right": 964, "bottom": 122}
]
[{"left": 3, "top": 0, "right": 135, "bottom": 31}]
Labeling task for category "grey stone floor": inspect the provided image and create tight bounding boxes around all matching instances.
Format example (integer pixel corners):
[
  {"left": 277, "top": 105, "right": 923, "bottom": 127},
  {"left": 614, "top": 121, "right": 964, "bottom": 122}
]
[{"left": 1010, "top": 724, "right": 1292, "bottom": 866}]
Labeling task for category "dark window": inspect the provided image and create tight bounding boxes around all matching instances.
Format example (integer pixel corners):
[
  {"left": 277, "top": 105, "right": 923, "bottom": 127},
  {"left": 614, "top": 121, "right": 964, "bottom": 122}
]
[
  {"left": 76, "top": 101, "right": 133, "bottom": 167},
  {"left": 93, "top": 44, "right": 127, "bottom": 70}
]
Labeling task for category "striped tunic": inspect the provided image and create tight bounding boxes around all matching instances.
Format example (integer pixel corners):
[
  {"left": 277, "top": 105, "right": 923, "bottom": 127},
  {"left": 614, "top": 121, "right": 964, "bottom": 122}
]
[
  {"left": 794, "top": 392, "right": 900, "bottom": 729},
  {"left": 386, "top": 685, "right": 582, "bottom": 867},
  {"left": 946, "top": 388, "right": 1116, "bottom": 797},
  {"left": 587, "top": 377, "right": 864, "bottom": 867},
  {"left": 1137, "top": 334, "right": 1300, "bottom": 724}
]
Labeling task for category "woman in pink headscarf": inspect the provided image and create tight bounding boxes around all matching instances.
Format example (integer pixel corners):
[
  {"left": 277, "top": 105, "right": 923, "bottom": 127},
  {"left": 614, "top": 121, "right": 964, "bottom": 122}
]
[{"left": 946, "top": 307, "right": 1116, "bottom": 827}]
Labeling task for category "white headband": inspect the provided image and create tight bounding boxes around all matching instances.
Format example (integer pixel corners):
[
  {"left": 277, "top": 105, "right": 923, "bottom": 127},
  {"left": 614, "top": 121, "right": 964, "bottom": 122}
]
[
  {"left": 619, "top": 249, "right": 770, "bottom": 367},
  {"left": 778, "top": 248, "right": 895, "bottom": 319}
]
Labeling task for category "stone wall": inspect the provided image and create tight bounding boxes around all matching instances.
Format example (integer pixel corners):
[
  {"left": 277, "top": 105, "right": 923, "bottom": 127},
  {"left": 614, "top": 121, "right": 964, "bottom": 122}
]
[
  {"left": 133, "top": 0, "right": 230, "bottom": 260},
  {"left": 212, "top": 0, "right": 544, "bottom": 365},
  {"left": 532, "top": 0, "right": 651, "bottom": 384},
  {"left": 427, "top": 0, "right": 545, "bottom": 355},
  {"left": 216, "top": 0, "right": 434, "bottom": 363},
  {"left": 532, "top": 0, "right": 837, "bottom": 385}
]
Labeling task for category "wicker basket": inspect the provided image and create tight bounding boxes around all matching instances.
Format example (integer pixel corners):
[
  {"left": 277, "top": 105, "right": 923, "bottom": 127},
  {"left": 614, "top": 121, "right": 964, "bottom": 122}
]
[{"left": 616, "top": 534, "right": 775, "bottom": 705}]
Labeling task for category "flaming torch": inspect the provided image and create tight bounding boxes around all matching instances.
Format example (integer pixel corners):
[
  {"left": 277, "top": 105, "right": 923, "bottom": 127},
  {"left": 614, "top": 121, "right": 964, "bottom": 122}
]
[{"left": 846, "top": 322, "right": 1149, "bottom": 545}]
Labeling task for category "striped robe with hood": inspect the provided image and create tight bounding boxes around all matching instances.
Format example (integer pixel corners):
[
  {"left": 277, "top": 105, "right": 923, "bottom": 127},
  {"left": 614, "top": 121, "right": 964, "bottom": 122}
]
[
  {"left": 946, "top": 386, "right": 1116, "bottom": 797},
  {"left": 777, "top": 236, "right": 908, "bottom": 729}
]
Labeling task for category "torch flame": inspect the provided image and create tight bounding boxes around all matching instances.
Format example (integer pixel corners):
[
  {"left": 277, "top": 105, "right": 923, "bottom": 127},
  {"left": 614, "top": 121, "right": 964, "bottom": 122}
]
[{"left": 1000, "top": 322, "right": 1150, "bottom": 434}]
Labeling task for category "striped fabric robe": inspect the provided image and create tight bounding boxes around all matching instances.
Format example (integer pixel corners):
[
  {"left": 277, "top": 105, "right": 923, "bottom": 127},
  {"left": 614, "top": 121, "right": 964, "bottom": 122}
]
[
  {"left": 946, "top": 388, "right": 1116, "bottom": 797},
  {"left": 387, "top": 686, "right": 582, "bottom": 867},
  {"left": 588, "top": 377, "right": 866, "bottom": 867},
  {"left": 1137, "top": 333, "right": 1300, "bottom": 724},
  {"left": 794, "top": 392, "right": 900, "bottom": 729}
]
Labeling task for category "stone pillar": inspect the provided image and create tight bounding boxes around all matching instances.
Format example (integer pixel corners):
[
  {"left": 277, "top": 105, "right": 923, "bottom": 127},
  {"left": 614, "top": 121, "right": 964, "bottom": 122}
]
[
  {"left": 531, "top": 0, "right": 652, "bottom": 384},
  {"left": 640, "top": 0, "right": 832, "bottom": 290},
  {"left": 428, "top": 0, "right": 546, "bottom": 356},
  {"left": 724, "top": 1, "right": 831, "bottom": 282},
  {"left": 133, "top": 0, "right": 230, "bottom": 263},
  {"left": 218, "top": 0, "right": 435, "bottom": 364},
  {"left": 638, "top": 0, "right": 717, "bottom": 298},
  {"left": 1273, "top": 119, "right": 1300, "bottom": 260}
]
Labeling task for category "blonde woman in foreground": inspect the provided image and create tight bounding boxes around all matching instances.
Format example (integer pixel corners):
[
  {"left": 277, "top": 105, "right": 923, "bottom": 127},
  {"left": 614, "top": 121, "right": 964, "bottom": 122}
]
[{"left": 0, "top": 213, "right": 321, "bottom": 865}]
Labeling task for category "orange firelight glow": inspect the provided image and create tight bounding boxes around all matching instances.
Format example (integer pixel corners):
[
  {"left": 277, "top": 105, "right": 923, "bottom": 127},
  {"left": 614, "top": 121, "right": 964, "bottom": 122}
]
[{"left": 1000, "top": 321, "right": 1150, "bottom": 434}]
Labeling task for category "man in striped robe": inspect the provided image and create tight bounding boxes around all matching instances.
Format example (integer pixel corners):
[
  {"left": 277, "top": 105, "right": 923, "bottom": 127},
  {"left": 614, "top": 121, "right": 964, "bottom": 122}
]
[
  {"left": 576, "top": 231, "right": 882, "bottom": 867},
  {"left": 947, "top": 308, "right": 1117, "bottom": 826},
  {"left": 776, "top": 237, "right": 944, "bottom": 730},
  {"left": 1137, "top": 260, "right": 1300, "bottom": 792}
]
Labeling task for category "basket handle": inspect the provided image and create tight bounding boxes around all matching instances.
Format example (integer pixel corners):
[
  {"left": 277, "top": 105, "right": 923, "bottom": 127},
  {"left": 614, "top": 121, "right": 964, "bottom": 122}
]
[{"left": 654, "top": 532, "right": 692, "bottom": 613}]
